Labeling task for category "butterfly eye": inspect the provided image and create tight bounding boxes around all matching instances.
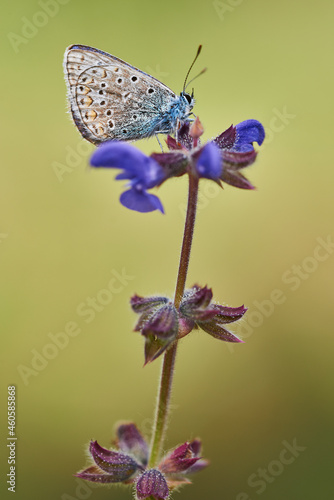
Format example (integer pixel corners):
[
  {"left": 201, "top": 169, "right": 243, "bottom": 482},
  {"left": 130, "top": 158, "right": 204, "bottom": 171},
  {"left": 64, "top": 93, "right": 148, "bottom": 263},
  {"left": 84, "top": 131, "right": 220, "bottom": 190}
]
[{"left": 183, "top": 93, "right": 192, "bottom": 104}]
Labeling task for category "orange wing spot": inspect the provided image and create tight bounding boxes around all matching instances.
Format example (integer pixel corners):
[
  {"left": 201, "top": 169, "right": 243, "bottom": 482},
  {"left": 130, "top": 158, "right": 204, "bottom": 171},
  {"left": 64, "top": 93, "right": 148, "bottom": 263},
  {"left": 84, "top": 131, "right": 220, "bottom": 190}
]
[
  {"left": 77, "top": 85, "right": 91, "bottom": 95},
  {"left": 94, "top": 124, "right": 105, "bottom": 136},
  {"left": 79, "top": 96, "right": 93, "bottom": 107},
  {"left": 84, "top": 110, "right": 97, "bottom": 122}
]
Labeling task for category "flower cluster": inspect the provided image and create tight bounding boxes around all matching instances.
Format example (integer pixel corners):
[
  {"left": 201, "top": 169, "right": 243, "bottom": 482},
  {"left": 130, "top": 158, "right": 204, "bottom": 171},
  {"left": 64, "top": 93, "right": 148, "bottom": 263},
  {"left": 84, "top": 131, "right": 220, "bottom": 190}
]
[
  {"left": 76, "top": 422, "right": 208, "bottom": 499},
  {"left": 131, "top": 285, "right": 247, "bottom": 364},
  {"left": 90, "top": 118, "right": 265, "bottom": 213}
]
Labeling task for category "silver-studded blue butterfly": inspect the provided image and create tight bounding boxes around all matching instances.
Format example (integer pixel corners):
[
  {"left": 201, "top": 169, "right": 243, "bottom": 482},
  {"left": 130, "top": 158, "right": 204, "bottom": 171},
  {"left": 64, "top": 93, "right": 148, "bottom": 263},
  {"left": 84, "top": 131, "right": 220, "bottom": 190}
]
[{"left": 63, "top": 45, "right": 202, "bottom": 145}]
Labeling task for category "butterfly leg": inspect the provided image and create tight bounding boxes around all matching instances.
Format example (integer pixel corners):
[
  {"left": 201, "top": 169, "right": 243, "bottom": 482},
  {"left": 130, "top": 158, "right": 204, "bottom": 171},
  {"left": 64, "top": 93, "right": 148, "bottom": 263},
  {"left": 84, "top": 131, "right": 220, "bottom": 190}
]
[{"left": 155, "top": 134, "right": 164, "bottom": 152}]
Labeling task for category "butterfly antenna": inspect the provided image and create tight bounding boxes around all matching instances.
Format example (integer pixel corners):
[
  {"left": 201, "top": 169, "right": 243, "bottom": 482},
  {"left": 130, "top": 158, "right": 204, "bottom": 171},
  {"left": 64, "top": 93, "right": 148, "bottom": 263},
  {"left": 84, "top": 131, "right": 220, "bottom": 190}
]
[
  {"left": 184, "top": 67, "right": 207, "bottom": 90},
  {"left": 183, "top": 45, "right": 202, "bottom": 93}
]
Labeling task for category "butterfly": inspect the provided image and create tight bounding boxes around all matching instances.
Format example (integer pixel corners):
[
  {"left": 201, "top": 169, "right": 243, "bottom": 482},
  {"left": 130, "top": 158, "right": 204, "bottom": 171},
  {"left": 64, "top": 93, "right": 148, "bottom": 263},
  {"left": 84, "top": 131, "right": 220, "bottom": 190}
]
[{"left": 63, "top": 45, "right": 202, "bottom": 146}]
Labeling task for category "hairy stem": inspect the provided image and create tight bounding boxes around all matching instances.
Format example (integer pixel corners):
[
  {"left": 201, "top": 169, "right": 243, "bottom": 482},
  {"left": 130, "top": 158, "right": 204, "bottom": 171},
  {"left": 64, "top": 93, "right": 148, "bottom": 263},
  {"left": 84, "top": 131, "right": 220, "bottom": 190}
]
[{"left": 149, "top": 172, "right": 199, "bottom": 466}]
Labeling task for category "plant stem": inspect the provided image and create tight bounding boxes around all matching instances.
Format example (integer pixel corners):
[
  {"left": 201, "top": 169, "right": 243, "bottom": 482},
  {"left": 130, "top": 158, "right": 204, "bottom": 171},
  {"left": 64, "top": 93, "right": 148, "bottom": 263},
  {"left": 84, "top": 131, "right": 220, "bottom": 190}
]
[{"left": 149, "top": 172, "right": 199, "bottom": 467}]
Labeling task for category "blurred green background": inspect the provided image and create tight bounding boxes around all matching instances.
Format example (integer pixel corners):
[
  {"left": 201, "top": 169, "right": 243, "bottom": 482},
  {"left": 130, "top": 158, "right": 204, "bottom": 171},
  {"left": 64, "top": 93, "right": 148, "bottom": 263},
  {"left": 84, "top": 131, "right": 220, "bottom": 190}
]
[{"left": 1, "top": 0, "right": 333, "bottom": 498}]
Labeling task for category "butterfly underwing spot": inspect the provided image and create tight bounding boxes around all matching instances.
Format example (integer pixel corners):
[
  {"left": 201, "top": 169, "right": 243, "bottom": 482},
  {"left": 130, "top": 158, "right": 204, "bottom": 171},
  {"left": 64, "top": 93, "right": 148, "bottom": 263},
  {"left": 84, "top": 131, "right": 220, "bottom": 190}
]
[
  {"left": 94, "top": 124, "right": 105, "bottom": 136},
  {"left": 79, "top": 96, "right": 93, "bottom": 107},
  {"left": 80, "top": 76, "right": 94, "bottom": 84},
  {"left": 147, "top": 88, "right": 155, "bottom": 94},
  {"left": 105, "top": 110, "right": 113, "bottom": 116},
  {"left": 100, "top": 100, "right": 106, "bottom": 106},
  {"left": 85, "top": 110, "right": 98, "bottom": 122},
  {"left": 108, "top": 120, "right": 114, "bottom": 129},
  {"left": 131, "top": 75, "right": 138, "bottom": 82},
  {"left": 117, "top": 78, "right": 123, "bottom": 85},
  {"left": 77, "top": 86, "right": 91, "bottom": 95}
]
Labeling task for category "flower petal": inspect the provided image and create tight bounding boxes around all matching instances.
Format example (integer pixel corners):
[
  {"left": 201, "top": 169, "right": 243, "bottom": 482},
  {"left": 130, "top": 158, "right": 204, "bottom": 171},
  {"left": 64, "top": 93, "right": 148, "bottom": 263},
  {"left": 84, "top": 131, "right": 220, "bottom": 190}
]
[
  {"left": 136, "top": 469, "right": 169, "bottom": 499},
  {"left": 213, "top": 125, "right": 237, "bottom": 150},
  {"left": 221, "top": 149, "right": 257, "bottom": 169},
  {"left": 89, "top": 440, "right": 139, "bottom": 480},
  {"left": 90, "top": 141, "right": 164, "bottom": 188},
  {"left": 159, "top": 443, "right": 200, "bottom": 474},
  {"left": 220, "top": 168, "right": 255, "bottom": 190},
  {"left": 142, "top": 304, "right": 178, "bottom": 339},
  {"left": 144, "top": 333, "right": 174, "bottom": 365},
  {"left": 116, "top": 423, "right": 149, "bottom": 467},
  {"left": 186, "top": 458, "right": 210, "bottom": 474},
  {"left": 210, "top": 304, "right": 247, "bottom": 323},
  {"left": 90, "top": 141, "right": 144, "bottom": 170},
  {"left": 177, "top": 121, "right": 193, "bottom": 150},
  {"left": 181, "top": 285, "right": 213, "bottom": 310},
  {"left": 130, "top": 295, "right": 169, "bottom": 313},
  {"left": 234, "top": 120, "right": 265, "bottom": 152},
  {"left": 196, "top": 142, "right": 223, "bottom": 180},
  {"left": 166, "top": 135, "right": 182, "bottom": 150},
  {"left": 120, "top": 188, "right": 164, "bottom": 213},
  {"left": 199, "top": 322, "right": 244, "bottom": 343},
  {"left": 76, "top": 465, "right": 123, "bottom": 484},
  {"left": 177, "top": 316, "right": 195, "bottom": 339}
]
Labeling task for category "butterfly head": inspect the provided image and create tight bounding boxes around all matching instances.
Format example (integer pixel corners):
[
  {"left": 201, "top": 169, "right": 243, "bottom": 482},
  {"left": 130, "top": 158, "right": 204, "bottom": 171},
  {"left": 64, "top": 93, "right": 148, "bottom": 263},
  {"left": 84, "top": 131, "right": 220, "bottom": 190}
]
[{"left": 180, "top": 90, "right": 195, "bottom": 110}]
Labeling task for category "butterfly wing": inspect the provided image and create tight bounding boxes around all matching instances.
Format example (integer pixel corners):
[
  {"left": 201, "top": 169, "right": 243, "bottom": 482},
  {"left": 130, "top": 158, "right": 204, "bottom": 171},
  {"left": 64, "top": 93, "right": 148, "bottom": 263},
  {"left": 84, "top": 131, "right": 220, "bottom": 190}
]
[{"left": 63, "top": 45, "right": 177, "bottom": 144}]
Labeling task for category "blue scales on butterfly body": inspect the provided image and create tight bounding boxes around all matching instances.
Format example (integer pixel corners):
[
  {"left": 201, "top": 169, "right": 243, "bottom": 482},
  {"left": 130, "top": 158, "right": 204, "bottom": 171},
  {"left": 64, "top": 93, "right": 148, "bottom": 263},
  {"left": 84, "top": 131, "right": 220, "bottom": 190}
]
[{"left": 63, "top": 45, "right": 196, "bottom": 146}]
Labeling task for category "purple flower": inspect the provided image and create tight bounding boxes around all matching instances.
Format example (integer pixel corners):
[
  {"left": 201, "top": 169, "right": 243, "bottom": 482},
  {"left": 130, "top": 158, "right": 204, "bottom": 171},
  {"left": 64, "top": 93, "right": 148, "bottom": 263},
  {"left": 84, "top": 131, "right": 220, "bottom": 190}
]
[
  {"left": 136, "top": 469, "right": 169, "bottom": 500},
  {"left": 213, "top": 119, "right": 265, "bottom": 189},
  {"left": 76, "top": 422, "right": 208, "bottom": 499},
  {"left": 130, "top": 295, "right": 179, "bottom": 365},
  {"left": 90, "top": 141, "right": 165, "bottom": 213},
  {"left": 131, "top": 285, "right": 246, "bottom": 363},
  {"left": 179, "top": 285, "right": 247, "bottom": 343},
  {"left": 89, "top": 118, "right": 265, "bottom": 213}
]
